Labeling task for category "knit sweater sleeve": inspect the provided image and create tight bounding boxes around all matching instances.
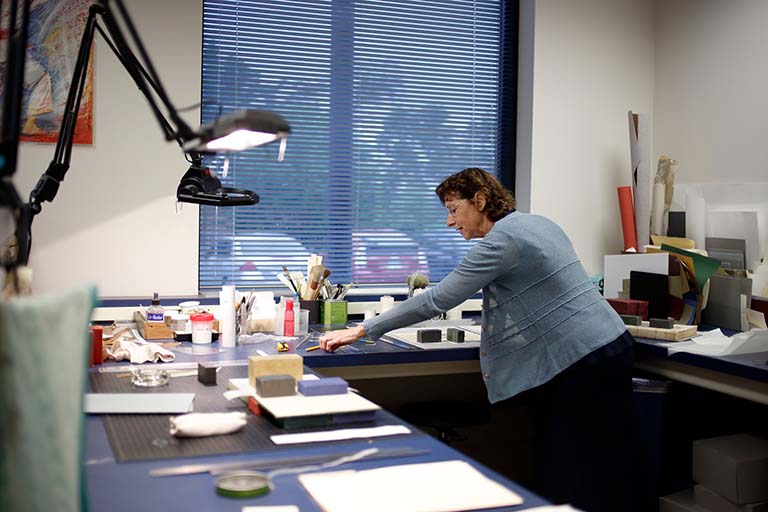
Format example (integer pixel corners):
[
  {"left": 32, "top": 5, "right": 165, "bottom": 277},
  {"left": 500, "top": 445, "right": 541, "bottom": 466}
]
[{"left": 363, "top": 234, "right": 514, "bottom": 340}]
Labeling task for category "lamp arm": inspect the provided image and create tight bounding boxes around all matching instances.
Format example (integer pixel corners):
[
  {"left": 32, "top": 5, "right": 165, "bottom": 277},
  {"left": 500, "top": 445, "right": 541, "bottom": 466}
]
[
  {"left": 27, "top": 0, "right": 197, "bottom": 216},
  {"left": 17, "top": 0, "right": 200, "bottom": 266}
]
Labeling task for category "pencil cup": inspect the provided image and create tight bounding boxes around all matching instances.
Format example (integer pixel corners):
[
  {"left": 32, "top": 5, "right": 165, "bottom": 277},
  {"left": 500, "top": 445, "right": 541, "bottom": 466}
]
[
  {"left": 322, "top": 300, "right": 348, "bottom": 326},
  {"left": 300, "top": 300, "right": 321, "bottom": 325}
]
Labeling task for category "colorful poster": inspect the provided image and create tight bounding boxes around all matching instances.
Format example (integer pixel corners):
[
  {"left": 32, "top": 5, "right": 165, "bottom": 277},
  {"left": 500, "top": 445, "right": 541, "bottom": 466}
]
[{"left": 1, "top": 0, "right": 93, "bottom": 144}]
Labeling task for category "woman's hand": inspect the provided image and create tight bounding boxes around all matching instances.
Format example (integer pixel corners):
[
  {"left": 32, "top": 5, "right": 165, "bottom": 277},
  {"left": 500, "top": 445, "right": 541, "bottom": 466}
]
[{"left": 318, "top": 325, "right": 367, "bottom": 352}]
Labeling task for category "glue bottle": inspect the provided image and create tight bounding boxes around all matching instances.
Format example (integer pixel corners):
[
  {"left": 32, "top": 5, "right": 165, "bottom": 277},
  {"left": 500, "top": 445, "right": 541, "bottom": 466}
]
[
  {"left": 146, "top": 292, "right": 164, "bottom": 323},
  {"left": 284, "top": 299, "right": 295, "bottom": 337}
]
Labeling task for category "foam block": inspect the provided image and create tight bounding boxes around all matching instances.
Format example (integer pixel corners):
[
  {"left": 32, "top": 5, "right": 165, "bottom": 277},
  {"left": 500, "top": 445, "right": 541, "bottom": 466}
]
[
  {"left": 416, "top": 329, "right": 441, "bottom": 343},
  {"left": 248, "top": 354, "right": 303, "bottom": 388},
  {"left": 298, "top": 377, "right": 348, "bottom": 396},
  {"left": 255, "top": 374, "right": 296, "bottom": 397},
  {"left": 446, "top": 327, "right": 465, "bottom": 343},
  {"left": 649, "top": 318, "right": 674, "bottom": 329},
  {"left": 620, "top": 314, "right": 642, "bottom": 326},
  {"left": 197, "top": 362, "right": 217, "bottom": 386}
]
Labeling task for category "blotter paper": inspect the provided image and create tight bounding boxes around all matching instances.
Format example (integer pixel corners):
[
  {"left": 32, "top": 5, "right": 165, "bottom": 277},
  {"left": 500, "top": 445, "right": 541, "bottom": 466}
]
[{"left": 298, "top": 459, "right": 523, "bottom": 512}]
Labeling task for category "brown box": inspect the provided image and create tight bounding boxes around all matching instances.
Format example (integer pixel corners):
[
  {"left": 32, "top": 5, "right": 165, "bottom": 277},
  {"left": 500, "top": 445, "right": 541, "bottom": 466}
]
[
  {"left": 693, "top": 434, "right": 768, "bottom": 504},
  {"left": 694, "top": 484, "right": 768, "bottom": 512},
  {"left": 133, "top": 310, "right": 175, "bottom": 339}
]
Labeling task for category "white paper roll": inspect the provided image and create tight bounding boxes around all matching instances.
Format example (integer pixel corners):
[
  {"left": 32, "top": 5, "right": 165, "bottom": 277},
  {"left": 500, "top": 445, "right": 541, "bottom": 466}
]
[
  {"left": 219, "top": 285, "right": 236, "bottom": 347},
  {"left": 651, "top": 183, "right": 665, "bottom": 236},
  {"left": 379, "top": 295, "right": 394, "bottom": 314},
  {"left": 685, "top": 191, "right": 706, "bottom": 250}
]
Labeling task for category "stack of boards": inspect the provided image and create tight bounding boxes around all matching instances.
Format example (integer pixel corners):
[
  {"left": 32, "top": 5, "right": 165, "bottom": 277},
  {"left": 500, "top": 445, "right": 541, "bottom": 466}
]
[{"left": 227, "top": 354, "right": 379, "bottom": 429}]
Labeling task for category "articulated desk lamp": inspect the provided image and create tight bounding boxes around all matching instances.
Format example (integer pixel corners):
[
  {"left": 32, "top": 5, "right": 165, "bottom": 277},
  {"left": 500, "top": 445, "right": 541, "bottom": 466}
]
[{"left": 4, "top": 0, "right": 291, "bottom": 274}]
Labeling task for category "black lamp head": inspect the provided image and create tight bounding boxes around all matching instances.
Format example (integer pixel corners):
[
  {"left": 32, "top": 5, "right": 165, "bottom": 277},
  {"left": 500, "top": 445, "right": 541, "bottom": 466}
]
[{"left": 176, "top": 163, "right": 259, "bottom": 207}]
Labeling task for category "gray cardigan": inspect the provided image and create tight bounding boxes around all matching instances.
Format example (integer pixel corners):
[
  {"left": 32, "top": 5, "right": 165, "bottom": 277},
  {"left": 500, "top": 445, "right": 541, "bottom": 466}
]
[{"left": 362, "top": 211, "right": 627, "bottom": 403}]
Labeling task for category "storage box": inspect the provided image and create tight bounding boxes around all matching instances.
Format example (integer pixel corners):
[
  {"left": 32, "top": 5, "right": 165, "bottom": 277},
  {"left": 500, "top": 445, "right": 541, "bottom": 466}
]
[
  {"left": 322, "top": 300, "right": 348, "bottom": 326},
  {"left": 693, "top": 434, "right": 768, "bottom": 504},
  {"left": 659, "top": 489, "right": 707, "bottom": 512},
  {"left": 694, "top": 484, "right": 768, "bottom": 512},
  {"left": 133, "top": 310, "right": 174, "bottom": 339}
]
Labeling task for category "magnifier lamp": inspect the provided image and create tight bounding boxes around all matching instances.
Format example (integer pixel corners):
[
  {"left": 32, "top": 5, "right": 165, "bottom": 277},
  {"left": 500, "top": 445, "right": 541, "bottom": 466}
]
[{"left": 12, "top": 0, "right": 291, "bottom": 266}]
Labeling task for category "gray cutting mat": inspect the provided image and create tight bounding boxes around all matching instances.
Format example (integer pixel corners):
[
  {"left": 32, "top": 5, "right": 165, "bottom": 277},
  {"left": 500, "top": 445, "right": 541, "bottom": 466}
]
[{"left": 89, "top": 366, "right": 397, "bottom": 462}]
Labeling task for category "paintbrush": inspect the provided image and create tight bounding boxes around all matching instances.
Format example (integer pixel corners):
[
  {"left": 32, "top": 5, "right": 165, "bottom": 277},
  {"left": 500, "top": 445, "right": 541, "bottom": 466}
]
[
  {"left": 304, "top": 265, "right": 325, "bottom": 300},
  {"left": 281, "top": 266, "right": 300, "bottom": 295},
  {"left": 312, "top": 269, "right": 332, "bottom": 301}
]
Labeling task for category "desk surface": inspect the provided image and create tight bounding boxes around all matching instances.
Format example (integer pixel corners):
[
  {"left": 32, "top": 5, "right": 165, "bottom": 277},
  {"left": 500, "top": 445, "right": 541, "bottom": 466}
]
[
  {"left": 633, "top": 337, "right": 768, "bottom": 404},
  {"left": 87, "top": 338, "right": 546, "bottom": 511}
]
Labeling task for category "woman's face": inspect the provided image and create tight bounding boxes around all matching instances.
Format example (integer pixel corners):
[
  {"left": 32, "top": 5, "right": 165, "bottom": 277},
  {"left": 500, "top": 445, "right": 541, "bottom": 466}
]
[{"left": 444, "top": 193, "right": 493, "bottom": 240}]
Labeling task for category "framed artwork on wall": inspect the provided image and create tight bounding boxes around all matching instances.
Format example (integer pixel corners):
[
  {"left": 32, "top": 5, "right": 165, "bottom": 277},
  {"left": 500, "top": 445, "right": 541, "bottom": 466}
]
[{"left": 1, "top": 0, "right": 93, "bottom": 144}]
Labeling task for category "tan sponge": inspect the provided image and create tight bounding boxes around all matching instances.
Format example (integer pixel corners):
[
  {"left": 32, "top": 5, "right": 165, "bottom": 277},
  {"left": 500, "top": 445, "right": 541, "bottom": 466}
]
[{"left": 248, "top": 354, "right": 303, "bottom": 388}]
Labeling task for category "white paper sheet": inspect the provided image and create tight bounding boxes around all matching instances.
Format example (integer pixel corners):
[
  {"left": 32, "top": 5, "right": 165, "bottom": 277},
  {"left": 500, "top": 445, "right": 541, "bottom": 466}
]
[
  {"left": 242, "top": 507, "right": 298, "bottom": 512},
  {"left": 662, "top": 328, "right": 768, "bottom": 356},
  {"left": 226, "top": 378, "right": 379, "bottom": 419},
  {"left": 298, "top": 459, "right": 523, "bottom": 512},
  {"left": 271, "top": 425, "right": 411, "bottom": 445},
  {"left": 707, "top": 211, "right": 760, "bottom": 272},
  {"left": 674, "top": 182, "right": 768, "bottom": 267},
  {"left": 84, "top": 393, "right": 194, "bottom": 414},
  {"left": 385, "top": 325, "right": 481, "bottom": 350},
  {"left": 603, "top": 253, "right": 669, "bottom": 299}
]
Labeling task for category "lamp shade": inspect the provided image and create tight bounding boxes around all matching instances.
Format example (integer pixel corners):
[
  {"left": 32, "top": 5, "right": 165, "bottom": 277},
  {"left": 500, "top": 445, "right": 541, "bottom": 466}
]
[{"left": 184, "top": 110, "right": 291, "bottom": 153}]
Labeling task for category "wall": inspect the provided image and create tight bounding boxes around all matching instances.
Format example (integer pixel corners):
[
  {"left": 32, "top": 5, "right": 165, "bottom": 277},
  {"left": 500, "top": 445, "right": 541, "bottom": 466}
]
[
  {"left": 653, "top": 0, "right": 768, "bottom": 185},
  {"left": 517, "top": 0, "right": 656, "bottom": 275},
  {"left": 13, "top": 0, "right": 201, "bottom": 297},
  {"left": 20, "top": 0, "right": 762, "bottom": 296}
]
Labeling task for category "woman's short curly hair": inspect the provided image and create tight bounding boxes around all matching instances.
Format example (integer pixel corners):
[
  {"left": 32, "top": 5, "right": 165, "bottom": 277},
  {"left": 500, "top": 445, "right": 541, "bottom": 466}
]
[{"left": 435, "top": 167, "right": 516, "bottom": 222}]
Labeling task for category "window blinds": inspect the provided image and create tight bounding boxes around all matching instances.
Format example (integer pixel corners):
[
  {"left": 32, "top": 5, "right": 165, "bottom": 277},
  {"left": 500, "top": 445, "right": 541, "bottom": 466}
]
[{"left": 200, "top": 0, "right": 503, "bottom": 290}]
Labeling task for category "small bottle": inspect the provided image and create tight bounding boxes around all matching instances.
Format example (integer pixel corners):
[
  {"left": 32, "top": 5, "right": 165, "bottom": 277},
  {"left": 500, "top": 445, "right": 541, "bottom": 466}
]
[
  {"left": 294, "top": 293, "right": 301, "bottom": 334},
  {"left": 146, "top": 292, "right": 164, "bottom": 323},
  {"left": 284, "top": 299, "right": 295, "bottom": 337}
]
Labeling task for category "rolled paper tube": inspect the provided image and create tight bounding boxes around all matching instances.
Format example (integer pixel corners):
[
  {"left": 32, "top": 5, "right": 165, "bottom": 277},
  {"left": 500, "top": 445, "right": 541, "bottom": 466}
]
[
  {"left": 219, "top": 285, "right": 236, "bottom": 347},
  {"left": 617, "top": 186, "right": 638, "bottom": 252},
  {"left": 651, "top": 182, "right": 665, "bottom": 236}
]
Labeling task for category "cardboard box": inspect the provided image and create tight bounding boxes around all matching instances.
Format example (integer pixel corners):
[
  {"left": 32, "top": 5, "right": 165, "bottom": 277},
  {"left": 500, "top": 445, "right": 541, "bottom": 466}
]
[
  {"left": 694, "top": 484, "right": 768, "bottom": 512},
  {"left": 659, "top": 489, "right": 708, "bottom": 512},
  {"left": 693, "top": 434, "right": 768, "bottom": 504}
]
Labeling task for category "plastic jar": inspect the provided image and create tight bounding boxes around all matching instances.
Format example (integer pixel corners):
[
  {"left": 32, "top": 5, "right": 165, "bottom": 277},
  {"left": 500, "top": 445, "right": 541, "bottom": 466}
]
[
  {"left": 190, "top": 312, "right": 214, "bottom": 344},
  {"left": 170, "top": 313, "right": 190, "bottom": 332}
]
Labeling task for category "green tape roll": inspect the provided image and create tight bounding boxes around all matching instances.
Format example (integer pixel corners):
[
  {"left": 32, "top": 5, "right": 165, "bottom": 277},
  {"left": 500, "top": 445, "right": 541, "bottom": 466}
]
[{"left": 215, "top": 471, "right": 270, "bottom": 498}]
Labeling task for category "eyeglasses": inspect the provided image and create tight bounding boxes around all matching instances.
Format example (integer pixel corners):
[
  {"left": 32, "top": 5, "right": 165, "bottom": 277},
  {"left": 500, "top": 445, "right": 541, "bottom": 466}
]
[{"left": 445, "top": 199, "right": 467, "bottom": 217}]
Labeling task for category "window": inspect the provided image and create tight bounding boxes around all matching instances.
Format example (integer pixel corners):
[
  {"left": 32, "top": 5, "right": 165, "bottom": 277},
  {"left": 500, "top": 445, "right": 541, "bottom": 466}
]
[{"left": 200, "top": 0, "right": 516, "bottom": 290}]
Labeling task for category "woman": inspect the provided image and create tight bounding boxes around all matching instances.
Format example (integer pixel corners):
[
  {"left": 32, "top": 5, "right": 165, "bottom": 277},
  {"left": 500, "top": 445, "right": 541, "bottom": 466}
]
[{"left": 319, "top": 167, "right": 633, "bottom": 512}]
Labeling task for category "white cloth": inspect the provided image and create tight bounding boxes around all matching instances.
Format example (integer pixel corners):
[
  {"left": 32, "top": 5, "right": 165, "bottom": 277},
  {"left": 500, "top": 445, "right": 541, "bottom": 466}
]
[
  {"left": 105, "top": 338, "right": 175, "bottom": 364},
  {"left": 169, "top": 412, "right": 247, "bottom": 437}
]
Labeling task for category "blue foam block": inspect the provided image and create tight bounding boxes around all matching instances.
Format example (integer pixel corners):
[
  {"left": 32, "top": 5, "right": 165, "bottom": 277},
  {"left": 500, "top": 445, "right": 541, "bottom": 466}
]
[{"left": 298, "top": 377, "right": 349, "bottom": 396}]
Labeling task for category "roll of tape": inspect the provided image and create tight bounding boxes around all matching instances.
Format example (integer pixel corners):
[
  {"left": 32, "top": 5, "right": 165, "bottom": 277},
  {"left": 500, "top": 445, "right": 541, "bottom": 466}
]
[{"left": 215, "top": 471, "right": 270, "bottom": 498}]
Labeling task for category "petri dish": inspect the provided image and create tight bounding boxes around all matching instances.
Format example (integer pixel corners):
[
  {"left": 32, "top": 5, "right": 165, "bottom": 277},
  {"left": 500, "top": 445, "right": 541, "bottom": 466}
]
[{"left": 130, "top": 368, "right": 170, "bottom": 387}]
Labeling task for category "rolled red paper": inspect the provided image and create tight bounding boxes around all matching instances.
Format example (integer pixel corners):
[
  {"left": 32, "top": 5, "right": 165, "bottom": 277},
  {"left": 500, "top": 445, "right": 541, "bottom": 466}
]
[{"left": 617, "top": 186, "right": 638, "bottom": 252}]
